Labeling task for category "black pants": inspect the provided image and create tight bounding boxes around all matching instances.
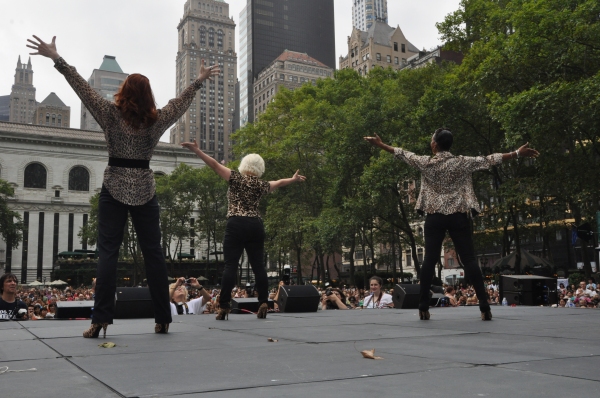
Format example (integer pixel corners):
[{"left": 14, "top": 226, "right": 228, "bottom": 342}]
[
  {"left": 419, "top": 212, "right": 490, "bottom": 313},
  {"left": 92, "top": 186, "right": 172, "bottom": 324},
  {"left": 219, "top": 217, "right": 268, "bottom": 308}
]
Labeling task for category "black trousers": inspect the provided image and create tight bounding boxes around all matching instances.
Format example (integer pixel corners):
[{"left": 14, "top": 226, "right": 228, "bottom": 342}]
[
  {"left": 419, "top": 212, "right": 490, "bottom": 313},
  {"left": 219, "top": 216, "right": 268, "bottom": 308},
  {"left": 92, "top": 186, "right": 172, "bottom": 324}
]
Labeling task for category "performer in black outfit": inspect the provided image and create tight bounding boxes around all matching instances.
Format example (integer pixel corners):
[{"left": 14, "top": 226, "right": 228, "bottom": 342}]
[
  {"left": 0, "top": 273, "right": 28, "bottom": 321},
  {"left": 27, "top": 35, "right": 221, "bottom": 337},
  {"left": 364, "top": 129, "right": 539, "bottom": 320}
]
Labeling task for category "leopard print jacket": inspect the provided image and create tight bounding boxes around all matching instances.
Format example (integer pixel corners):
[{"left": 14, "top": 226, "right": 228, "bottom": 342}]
[
  {"left": 227, "top": 170, "right": 270, "bottom": 218},
  {"left": 54, "top": 57, "right": 203, "bottom": 206},
  {"left": 394, "top": 148, "right": 503, "bottom": 216}
]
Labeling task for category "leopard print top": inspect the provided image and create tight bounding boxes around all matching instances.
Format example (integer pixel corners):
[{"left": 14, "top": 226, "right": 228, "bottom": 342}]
[
  {"left": 54, "top": 57, "right": 203, "bottom": 206},
  {"left": 227, "top": 170, "right": 270, "bottom": 218},
  {"left": 394, "top": 148, "right": 503, "bottom": 216}
]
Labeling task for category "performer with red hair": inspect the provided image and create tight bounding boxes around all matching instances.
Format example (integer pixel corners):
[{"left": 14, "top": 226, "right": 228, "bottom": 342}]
[{"left": 27, "top": 35, "right": 220, "bottom": 338}]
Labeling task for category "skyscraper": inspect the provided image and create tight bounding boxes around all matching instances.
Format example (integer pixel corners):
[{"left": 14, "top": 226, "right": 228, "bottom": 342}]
[
  {"left": 171, "top": 0, "right": 237, "bottom": 162},
  {"left": 239, "top": 0, "right": 335, "bottom": 127},
  {"left": 80, "top": 55, "right": 128, "bottom": 131},
  {"left": 353, "top": 0, "right": 388, "bottom": 31},
  {"left": 9, "top": 56, "right": 37, "bottom": 124}
]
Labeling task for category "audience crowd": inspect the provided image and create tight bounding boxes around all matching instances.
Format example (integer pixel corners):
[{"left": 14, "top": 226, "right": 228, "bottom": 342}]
[{"left": 4, "top": 276, "right": 600, "bottom": 320}]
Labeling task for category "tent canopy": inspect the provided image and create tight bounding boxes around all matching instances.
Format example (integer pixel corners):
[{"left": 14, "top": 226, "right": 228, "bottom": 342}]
[{"left": 491, "top": 249, "right": 553, "bottom": 269}]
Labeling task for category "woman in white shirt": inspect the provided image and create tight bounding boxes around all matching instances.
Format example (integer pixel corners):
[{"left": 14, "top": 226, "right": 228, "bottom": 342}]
[
  {"left": 169, "top": 277, "right": 212, "bottom": 316},
  {"left": 362, "top": 276, "right": 393, "bottom": 309}
]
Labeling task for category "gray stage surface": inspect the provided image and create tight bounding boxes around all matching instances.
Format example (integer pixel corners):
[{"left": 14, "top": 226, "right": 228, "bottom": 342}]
[{"left": 1, "top": 306, "right": 599, "bottom": 397}]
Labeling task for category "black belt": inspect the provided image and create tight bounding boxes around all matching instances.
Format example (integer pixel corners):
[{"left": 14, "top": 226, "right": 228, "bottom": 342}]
[{"left": 108, "top": 157, "right": 150, "bottom": 169}]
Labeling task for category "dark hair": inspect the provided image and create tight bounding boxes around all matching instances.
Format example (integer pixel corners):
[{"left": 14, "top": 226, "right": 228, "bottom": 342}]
[
  {"left": 369, "top": 276, "right": 384, "bottom": 287},
  {"left": 433, "top": 128, "right": 453, "bottom": 151},
  {"left": 114, "top": 74, "right": 158, "bottom": 129},
  {"left": 0, "top": 273, "right": 18, "bottom": 294}
]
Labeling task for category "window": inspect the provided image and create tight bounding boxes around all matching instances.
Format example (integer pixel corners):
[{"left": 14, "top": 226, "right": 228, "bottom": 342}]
[
  {"left": 394, "top": 42, "right": 398, "bottom": 51},
  {"left": 24, "top": 163, "right": 47, "bottom": 189},
  {"left": 394, "top": 57, "right": 399, "bottom": 65},
  {"left": 68, "top": 166, "right": 90, "bottom": 191},
  {"left": 376, "top": 53, "right": 381, "bottom": 61},
  {"left": 387, "top": 55, "right": 391, "bottom": 63},
  {"left": 405, "top": 250, "right": 411, "bottom": 267},
  {"left": 401, "top": 43, "right": 406, "bottom": 53}
]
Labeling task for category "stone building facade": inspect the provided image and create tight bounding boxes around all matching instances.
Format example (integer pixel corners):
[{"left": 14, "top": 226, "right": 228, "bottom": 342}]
[
  {"left": 0, "top": 121, "right": 205, "bottom": 283},
  {"left": 9, "top": 56, "right": 37, "bottom": 125},
  {"left": 339, "top": 21, "right": 419, "bottom": 75},
  {"left": 253, "top": 50, "right": 333, "bottom": 119},
  {"left": 170, "top": 0, "right": 237, "bottom": 163},
  {"left": 34, "top": 92, "right": 71, "bottom": 128}
]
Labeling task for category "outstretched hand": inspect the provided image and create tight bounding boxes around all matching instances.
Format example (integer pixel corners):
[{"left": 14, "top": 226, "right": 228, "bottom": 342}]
[
  {"left": 517, "top": 143, "right": 540, "bottom": 159},
  {"left": 181, "top": 139, "right": 200, "bottom": 153},
  {"left": 198, "top": 59, "right": 221, "bottom": 82},
  {"left": 292, "top": 170, "right": 306, "bottom": 183},
  {"left": 363, "top": 133, "right": 383, "bottom": 147},
  {"left": 26, "top": 35, "right": 60, "bottom": 60}
]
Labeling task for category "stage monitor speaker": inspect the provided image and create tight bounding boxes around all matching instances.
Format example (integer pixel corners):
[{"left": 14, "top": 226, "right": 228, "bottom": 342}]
[
  {"left": 114, "top": 287, "right": 154, "bottom": 319},
  {"left": 430, "top": 293, "right": 447, "bottom": 307},
  {"left": 55, "top": 300, "right": 94, "bottom": 319},
  {"left": 500, "top": 275, "right": 557, "bottom": 293},
  {"left": 502, "top": 290, "right": 558, "bottom": 306},
  {"left": 392, "top": 284, "right": 431, "bottom": 309},
  {"left": 231, "top": 298, "right": 275, "bottom": 314},
  {"left": 277, "top": 285, "right": 320, "bottom": 313},
  {"left": 430, "top": 285, "right": 445, "bottom": 294}
]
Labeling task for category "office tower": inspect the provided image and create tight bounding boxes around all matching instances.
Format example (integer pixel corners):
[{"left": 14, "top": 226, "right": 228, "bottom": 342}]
[
  {"left": 34, "top": 92, "right": 70, "bottom": 128},
  {"left": 353, "top": 0, "right": 388, "bottom": 31},
  {"left": 9, "top": 56, "right": 37, "bottom": 124},
  {"left": 80, "top": 55, "right": 128, "bottom": 131},
  {"left": 239, "top": 0, "right": 335, "bottom": 127},
  {"left": 253, "top": 50, "right": 333, "bottom": 119},
  {"left": 171, "top": 0, "right": 237, "bottom": 162}
]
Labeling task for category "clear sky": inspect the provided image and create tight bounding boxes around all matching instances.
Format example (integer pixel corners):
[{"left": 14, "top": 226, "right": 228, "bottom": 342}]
[{"left": 0, "top": 0, "right": 460, "bottom": 142}]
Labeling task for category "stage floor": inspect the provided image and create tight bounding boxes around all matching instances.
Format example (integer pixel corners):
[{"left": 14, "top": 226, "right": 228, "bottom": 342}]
[{"left": 1, "top": 306, "right": 599, "bottom": 397}]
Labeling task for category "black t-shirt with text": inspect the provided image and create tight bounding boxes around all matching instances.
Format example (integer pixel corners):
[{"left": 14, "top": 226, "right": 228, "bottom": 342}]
[{"left": 0, "top": 297, "right": 27, "bottom": 320}]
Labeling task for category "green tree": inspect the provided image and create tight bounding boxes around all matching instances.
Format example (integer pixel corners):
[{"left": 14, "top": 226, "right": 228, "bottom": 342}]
[{"left": 0, "top": 180, "right": 24, "bottom": 255}]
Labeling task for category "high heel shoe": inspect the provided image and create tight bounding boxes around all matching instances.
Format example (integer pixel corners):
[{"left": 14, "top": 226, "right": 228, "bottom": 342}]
[
  {"left": 419, "top": 310, "right": 430, "bottom": 320},
  {"left": 257, "top": 303, "right": 268, "bottom": 319},
  {"left": 481, "top": 310, "right": 493, "bottom": 321},
  {"left": 83, "top": 323, "right": 108, "bottom": 338},
  {"left": 215, "top": 308, "right": 230, "bottom": 320},
  {"left": 155, "top": 323, "right": 170, "bottom": 334}
]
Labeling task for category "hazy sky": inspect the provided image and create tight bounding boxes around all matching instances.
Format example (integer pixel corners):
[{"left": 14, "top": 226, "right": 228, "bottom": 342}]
[{"left": 0, "top": 0, "right": 460, "bottom": 142}]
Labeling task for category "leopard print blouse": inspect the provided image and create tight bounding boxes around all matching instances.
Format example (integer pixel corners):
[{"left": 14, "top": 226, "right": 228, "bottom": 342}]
[
  {"left": 54, "top": 57, "right": 203, "bottom": 206},
  {"left": 227, "top": 170, "right": 270, "bottom": 218},
  {"left": 394, "top": 148, "right": 503, "bottom": 216}
]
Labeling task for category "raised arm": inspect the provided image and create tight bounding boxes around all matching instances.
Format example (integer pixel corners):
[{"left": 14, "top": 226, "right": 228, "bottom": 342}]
[
  {"left": 501, "top": 142, "right": 539, "bottom": 162},
  {"left": 153, "top": 60, "right": 221, "bottom": 134},
  {"left": 27, "top": 35, "right": 115, "bottom": 129},
  {"left": 363, "top": 133, "right": 395, "bottom": 153},
  {"left": 269, "top": 170, "right": 306, "bottom": 192},
  {"left": 364, "top": 133, "right": 430, "bottom": 170},
  {"left": 181, "top": 139, "right": 231, "bottom": 181}
]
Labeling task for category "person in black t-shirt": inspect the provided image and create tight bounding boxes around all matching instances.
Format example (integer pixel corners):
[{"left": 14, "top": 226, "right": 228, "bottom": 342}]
[{"left": 0, "top": 273, "right": 28, "bottom": 320}]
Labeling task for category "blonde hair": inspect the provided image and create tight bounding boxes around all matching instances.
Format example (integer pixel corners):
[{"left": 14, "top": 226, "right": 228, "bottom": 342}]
[
  {"left": 169, "top": 283, "right": 188, "bottom": 302},
  {"left": 238, "top": 154, "right": 265, "bottom": 177}
]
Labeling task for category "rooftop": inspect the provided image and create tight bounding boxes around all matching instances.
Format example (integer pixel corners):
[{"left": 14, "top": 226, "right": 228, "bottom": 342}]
[
  {"left": 98, "top": 55, "right": 124, "bottom": 73},
  {"left": 39, "top": 92, "right": 68, "bottom": 108},
  {"left": 275, "top": 50, "right": 330, "bottom": 68}
]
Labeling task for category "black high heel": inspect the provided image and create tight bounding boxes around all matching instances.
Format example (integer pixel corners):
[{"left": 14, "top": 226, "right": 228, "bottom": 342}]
[
  {"left": 481, "top": 310, "right": 492, "bottom": 321},
  {"left": 215, "top": 308, "right": 230, "bottom": 320},
  {"left": 83, "top": 323, "right": 108, "bottom": 338},
  {"left": 419, "top": 310, "right": 430, "bottom": 320},
  {"left": 155, "top": 323, "right": 170, "bottom": 333},
  {"left": 257, "top": 303, "right": 268, "bottom": 319}
]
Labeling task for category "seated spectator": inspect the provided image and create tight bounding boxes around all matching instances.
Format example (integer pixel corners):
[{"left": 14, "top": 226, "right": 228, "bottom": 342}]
[
  {"left": 458, "top": 296, "right": 467, "bottom": 306},
  {"left": 363, "top": 276, "right": 393, "bottom": 309},
  {"left": 586, "top": 279, "right": 596, "bottom": 290},
  {"left": 169, "top": 277, "right": 212, "bottom": 315},
  {"left": 0, "top": 273, "right": 28, "bottom": 320},
  {"left": 46, "top": 303, "right": 56, "bottom": 318},
  {"left": 321, "top": 288, "right": 350, "bottom": 310},
  {"left": 558, "top": 299, "right": 566, "bottom": 307},
  {"left": 466, "top": 290, "right": 478, "bottom": 305},
  {"left": 444, "top": 286, "right": 458, "bottom": 307}
]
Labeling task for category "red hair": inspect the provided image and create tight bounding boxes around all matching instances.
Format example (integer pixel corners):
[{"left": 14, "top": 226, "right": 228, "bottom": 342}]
[{"left": 114, "top": 74, "right": 158, "bottom": 129}]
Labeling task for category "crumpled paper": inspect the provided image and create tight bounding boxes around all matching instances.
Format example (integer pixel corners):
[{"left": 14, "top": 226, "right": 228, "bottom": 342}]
[{"left": 360, "top": 348, "right": 383, "bottom": 360}]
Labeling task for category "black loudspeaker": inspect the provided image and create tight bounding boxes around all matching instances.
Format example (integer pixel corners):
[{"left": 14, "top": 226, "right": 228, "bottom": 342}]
[
  {"left": 114, "top": 287, "right": 154, "bottom": 319},
  {"left": 500, "top": 275, "right": 558, "bottom": 306},
  {"left": 500, "top": 275, "right": 557, "bottom": 292},
  {"left": 392, "top": 284, "right": 429, "bottom": 309},
  {"left": 430, "top": 285, "right": 445, "bottom": 294},
  {"left": 55, "top": 300, "right": 94, "bottom": 319},
  {"left": 231, "top": 298, "right": 275, "bottom": 314},
  {"left": 430, "top": 293, "right": 447, "bottom": 307},
  {"left": 277, "top": 285, "right": 320, "bottom": 312}
]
